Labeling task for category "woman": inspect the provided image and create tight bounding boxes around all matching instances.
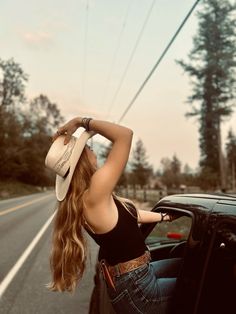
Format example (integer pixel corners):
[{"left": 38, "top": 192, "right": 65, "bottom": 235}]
[{"left": 45, "top": 117, "right": 181, "bottom": 314}]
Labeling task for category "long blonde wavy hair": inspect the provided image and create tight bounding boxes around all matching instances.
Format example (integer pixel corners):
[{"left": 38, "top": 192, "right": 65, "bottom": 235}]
[
  {"left": 46, "top": 147, "right": 95, "bottom": 293},
  {"left": 46, "top": 147, "right": 136, "bottom": 294}
]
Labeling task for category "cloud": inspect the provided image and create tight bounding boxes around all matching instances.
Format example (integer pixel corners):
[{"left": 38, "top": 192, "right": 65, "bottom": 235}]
[{"left": 22, "top": 30, "right": 53, "bottom": 47}]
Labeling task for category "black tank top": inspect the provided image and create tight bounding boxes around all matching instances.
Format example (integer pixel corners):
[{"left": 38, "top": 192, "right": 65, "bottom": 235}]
[{"left": 84, "top": 198, "right": 148, "bottom": 266}]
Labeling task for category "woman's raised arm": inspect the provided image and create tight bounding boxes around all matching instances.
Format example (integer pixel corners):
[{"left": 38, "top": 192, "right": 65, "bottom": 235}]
[{"left": 54, "top": 117, "right": 133, "bottom": 205}]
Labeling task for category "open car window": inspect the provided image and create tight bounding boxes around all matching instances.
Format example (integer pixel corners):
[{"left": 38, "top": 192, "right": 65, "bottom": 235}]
[{"left": 145, "top": 212, "right": 192, "bottom": 249}]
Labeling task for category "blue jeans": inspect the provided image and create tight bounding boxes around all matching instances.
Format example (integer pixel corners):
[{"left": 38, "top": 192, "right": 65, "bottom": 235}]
[{"left": 107, "top": 258, "right": 182, "bottom": 314}]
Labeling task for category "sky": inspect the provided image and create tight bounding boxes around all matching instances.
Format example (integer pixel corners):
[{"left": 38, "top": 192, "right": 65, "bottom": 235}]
[{"left": 1, "top": 0, "right": 235, "bottom": 172}]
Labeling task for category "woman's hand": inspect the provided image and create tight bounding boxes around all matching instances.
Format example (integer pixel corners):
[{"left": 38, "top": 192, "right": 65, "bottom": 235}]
[
  {"left": 161, "top": 212, "right": 182, "bottom": 222},
  {"left": 53, "top": 117, "right": 82, "bottom": 144}
]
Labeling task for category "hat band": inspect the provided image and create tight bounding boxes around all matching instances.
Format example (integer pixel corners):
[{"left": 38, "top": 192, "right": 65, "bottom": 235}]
[{"left": 54, "top": 137, "right": 76, "bottom": 176}]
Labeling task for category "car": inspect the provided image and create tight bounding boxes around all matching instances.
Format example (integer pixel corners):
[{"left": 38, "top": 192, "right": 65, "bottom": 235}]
[{"left": 89, "top": 193, "right": 236, "bottom": 314}]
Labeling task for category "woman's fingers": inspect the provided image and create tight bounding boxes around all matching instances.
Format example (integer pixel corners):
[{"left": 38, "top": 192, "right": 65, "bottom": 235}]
[
  {"left": 52, "top": 128, "right": 73, "bottom": 145},
  {"left": 53, "top": 119, "right": 79, "bottom": 143},
  {"left": 52, "top": 128, "right": 65, "bottom": 142},
  {"left": 64, "top": 132, "right": 72, "bottom": 145}
]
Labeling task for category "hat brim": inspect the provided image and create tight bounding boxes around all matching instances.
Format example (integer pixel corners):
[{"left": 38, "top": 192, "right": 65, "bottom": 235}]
[{"left": 55, "top": 130, "right": 95, "bottom": 201}]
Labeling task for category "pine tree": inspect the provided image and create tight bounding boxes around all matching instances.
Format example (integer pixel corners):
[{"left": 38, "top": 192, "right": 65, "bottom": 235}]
[
  {"left": 177, "top": 0, "right": 236, "bottom": 190},
  {"left": 131, "top": 139, "right": 152, "bottom": 188},
  {"left": 160, "top": 155, "right": 182, "bottom": 189}
]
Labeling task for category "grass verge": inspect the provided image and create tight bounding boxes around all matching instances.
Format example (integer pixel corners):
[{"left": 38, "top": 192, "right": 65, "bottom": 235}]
[{"left": 0, "top": 180, "right": 44, "bottom": 200}]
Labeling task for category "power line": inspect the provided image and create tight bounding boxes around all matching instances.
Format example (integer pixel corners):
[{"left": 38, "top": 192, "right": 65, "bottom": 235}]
[
  {"left": 106, "top": 0, "right": 157, "bottom": 119},
  {"left": 118, "top": 0, "right": 201, "bottom": 123},
  {"left": 100, "top": 0, "right": 134, "bottom": 109}
]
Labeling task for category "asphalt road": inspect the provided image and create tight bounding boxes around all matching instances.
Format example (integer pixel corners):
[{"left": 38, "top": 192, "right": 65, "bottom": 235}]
[{"left": 0, "top": 192, "right": 99, "bottom": 314}]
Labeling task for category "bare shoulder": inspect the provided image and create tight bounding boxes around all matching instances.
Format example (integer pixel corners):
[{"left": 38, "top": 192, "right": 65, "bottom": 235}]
[{"left": 82, "top": 192, "right": 118, "bottom": 234}]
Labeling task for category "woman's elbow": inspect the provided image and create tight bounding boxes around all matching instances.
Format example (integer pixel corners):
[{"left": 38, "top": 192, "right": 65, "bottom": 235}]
[
  {"left": 126, "top": 128, "right": 133, "bottom": 138},
  {"left": 119, "top": 127, "right": 133, "bottom": 143},
  {"left": 127, "top": 128, "right": 133, "bottom": 144}
]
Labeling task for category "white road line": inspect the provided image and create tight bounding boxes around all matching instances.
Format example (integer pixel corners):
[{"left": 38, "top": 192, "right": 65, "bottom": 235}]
[
  {"left": 0, "top": 194, "right": 53, "bottom": 217},
  {"left": 0, "top": 211, "right": 57, "bottom": 299}
]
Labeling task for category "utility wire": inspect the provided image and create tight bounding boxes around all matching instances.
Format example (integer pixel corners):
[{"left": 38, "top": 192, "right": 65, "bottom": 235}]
[
  {"left": 82, "top": 0, "right": 89, "bottom": 101},
  {"left": 106, "top": 0, "right": 156, "bottom": 119},
  {"left": 100, "top": 0, "right": 133, "bottom": 108},
  {"left": 118, "top": 0, "right": 201, "bottom": 123}
]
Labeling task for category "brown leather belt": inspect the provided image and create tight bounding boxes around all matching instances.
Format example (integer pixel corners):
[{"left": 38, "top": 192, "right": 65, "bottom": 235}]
[
  {"left": 108, "top": 251, "right": 151, "bottom": 278},
  {"left": 100, "top": 251, "right": 151, "bottom": 291}
]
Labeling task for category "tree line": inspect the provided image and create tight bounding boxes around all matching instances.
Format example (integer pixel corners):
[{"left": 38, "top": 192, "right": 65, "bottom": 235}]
[
  {"left": 0, "top": 0, "right": 235, "bottom": 193},
  {"left": 0, "top": 58, "right": 64, "bottom": 187}
]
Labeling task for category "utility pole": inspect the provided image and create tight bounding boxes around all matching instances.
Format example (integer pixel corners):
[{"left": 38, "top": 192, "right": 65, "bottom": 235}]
[
  {"left": 218, "top": 121, "right": 226, "bottom": 191},
  {"left": 232, "top": 162, "right": 235, "bottom": 192}
]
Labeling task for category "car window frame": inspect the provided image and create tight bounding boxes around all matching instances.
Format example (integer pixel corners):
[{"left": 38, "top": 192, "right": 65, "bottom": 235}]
[{"left": 140, "top": 206, "right": 194, "bottom": 242}]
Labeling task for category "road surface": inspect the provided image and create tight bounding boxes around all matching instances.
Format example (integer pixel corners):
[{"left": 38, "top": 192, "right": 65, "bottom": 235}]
[{"left": 0, "top": 192, "right": 99, "bottom": 314}]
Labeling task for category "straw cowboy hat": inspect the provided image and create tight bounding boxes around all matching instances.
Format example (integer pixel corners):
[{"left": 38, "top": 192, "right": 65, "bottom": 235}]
[{"left": 45, "top": 130, "right": 95, "bottom": 201}]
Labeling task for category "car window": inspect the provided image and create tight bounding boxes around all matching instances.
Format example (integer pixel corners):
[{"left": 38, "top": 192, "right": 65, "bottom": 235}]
[
  {"left": 145, "top": 212, "right": 192, "bottom": 249},
  {"left": 196, "top": 221, "right": 236, "bottom": 314}
]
